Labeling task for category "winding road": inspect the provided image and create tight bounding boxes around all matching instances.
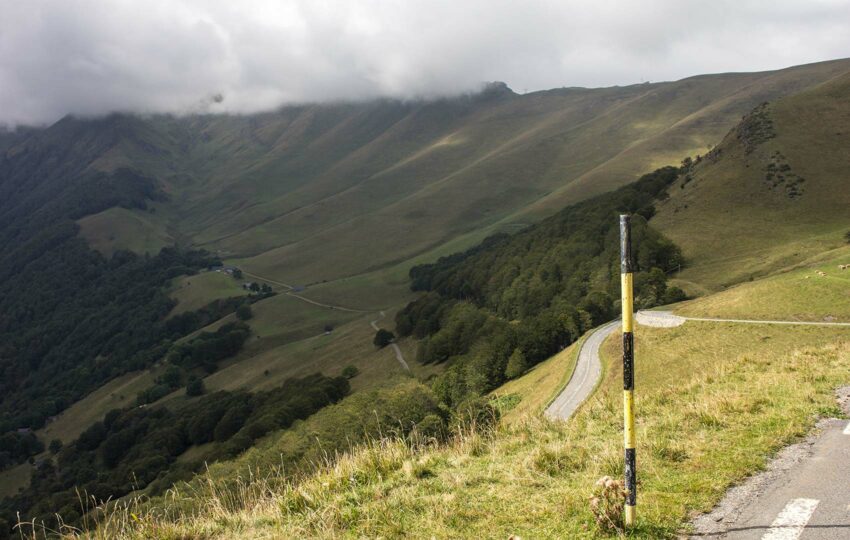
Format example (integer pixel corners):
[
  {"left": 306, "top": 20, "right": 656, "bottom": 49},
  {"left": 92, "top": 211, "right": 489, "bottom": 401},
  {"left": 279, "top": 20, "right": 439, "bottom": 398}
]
[
  {"left": 544, "top": 320, "right": 619, "bottom": 420},
  {"left": 545, "top": 309, "right": 850, "bottom": 539},
  {"left": 546, "top": 311, "right": 850, "bottom": 422}
]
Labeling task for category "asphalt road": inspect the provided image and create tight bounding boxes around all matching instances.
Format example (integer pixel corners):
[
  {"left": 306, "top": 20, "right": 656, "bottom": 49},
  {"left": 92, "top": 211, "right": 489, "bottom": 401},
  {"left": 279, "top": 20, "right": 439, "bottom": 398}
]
[
  {"left": 544, "top": 320, "right": 619, "bottom": 420},
  {"left": 696, "top": 419, "right": 850, "bottom": 539},
  {"left": 546, "top": 310, "right": 850, "bottom": 539}
]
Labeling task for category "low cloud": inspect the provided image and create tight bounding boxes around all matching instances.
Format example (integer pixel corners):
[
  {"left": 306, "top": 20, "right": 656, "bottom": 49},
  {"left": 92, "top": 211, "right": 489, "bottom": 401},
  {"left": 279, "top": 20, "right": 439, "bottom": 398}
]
[{"left": 1, "top": 0, "right": 849, "bottom": 126}]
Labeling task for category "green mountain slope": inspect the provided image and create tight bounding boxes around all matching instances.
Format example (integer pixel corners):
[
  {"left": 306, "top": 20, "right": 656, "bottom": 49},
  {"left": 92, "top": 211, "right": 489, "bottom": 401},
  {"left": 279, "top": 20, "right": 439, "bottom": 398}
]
[
  {"left": 38, "top": 59, "right": 845, "bottom": 295},
  {"left": 56, "top": 68, "right": 850, "bottom": 536},
  {"left": 652, "top": 71, "right": 850, "bottom": 291},
  {"left": 4, "top": 59, "right": 850, "bottom": 537}
]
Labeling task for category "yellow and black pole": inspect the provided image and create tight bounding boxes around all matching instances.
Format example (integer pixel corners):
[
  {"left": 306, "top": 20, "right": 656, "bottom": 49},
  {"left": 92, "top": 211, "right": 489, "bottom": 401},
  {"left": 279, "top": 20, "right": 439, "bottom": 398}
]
[{"left": 620, "top": 214, "right": 637, "bottom": 527}]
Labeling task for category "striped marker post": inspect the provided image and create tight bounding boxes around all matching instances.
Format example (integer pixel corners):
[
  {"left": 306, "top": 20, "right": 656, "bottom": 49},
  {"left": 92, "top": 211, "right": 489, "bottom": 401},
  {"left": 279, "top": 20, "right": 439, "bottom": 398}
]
[{"left": 620, "top": 214, "right": 637, "bottom": 527}]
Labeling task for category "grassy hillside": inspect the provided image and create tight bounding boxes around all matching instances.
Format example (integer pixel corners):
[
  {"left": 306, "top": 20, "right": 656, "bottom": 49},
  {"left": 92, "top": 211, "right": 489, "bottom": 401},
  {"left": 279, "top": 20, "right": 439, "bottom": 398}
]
[
  {"left": 3, "top": 58, "right": 841, "bottom": 440},
  {"left": 673, "top": 245, "right": 850, "bottom": 322},
  {"left": 59, "top": 276, "right": 850, "bottom": 538},
  {"left": 167, "top": 271, "right": 249, "bottom": 316},
  {"left": 54, "top": 60, "right": 847, "bottom": 296},
  {"left": 494, "top": 336, "right": 583, "bottom": 422},
  {"left": 77, "top": 207, "right": 173, "bottom": 256},
  {"left": 5, "top": 59, "right": 850, "bottom": 537},
  {"left": 652, "top": 71, "right": 850, "bottom": 292}
]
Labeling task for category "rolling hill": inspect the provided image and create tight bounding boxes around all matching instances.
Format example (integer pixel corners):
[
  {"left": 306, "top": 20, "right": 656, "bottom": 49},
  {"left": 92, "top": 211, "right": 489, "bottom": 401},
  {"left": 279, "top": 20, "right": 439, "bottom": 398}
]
[
  {"left": 652, "top": 70, "right": 850, "bottom": 292},
  {"left": 47, "top": 58, "right": 850, "bottom": 302},
  {"left": 46, "top": 58, "right": 850, "bottom": 539},
  {"left": 3, "top": 58, "right": 850, "bottom": 537}
]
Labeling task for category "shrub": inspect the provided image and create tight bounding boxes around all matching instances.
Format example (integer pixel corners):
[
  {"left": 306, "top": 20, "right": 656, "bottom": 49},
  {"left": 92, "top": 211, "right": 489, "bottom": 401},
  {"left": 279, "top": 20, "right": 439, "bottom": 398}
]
[
  {"left": 214, "top": 405, "right": 251, "bottom": 442},
  {"left": 451, "top": 397, "right": 499, "bottom": 432},
  {"left": 414, "top": 413, "right": 446, "bottom": 440},
  {"left": 48, "top": 439, "right": 63, "bottom": 455},
  {"left": 341, "top": 365, "right": 359, "bottom": 379},
  {"left": 504, "top": 348, "right": 528, "bottom": 379},
  {"left": 589, "top": 476, "right": 627, "bottom": 534},
  {"left": 236, "top": 304, "right": 253, "bottom": 321},
  {"left": 186, "top": 377, "right": 205, "bottom": 397},
  {"left": 373, "top": 329, "right": 395, "bottom": 348},
  {"left": 662, "top": 286, "right": 687, "bottom": 304}
]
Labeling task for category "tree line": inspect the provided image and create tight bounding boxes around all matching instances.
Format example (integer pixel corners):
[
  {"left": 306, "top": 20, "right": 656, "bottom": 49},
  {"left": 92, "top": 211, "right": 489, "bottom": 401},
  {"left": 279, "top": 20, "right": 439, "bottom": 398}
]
[
  {"left": 0, "top": 374, "right": 350, "bottom": 536},
  {"left": 396, "top": 166, "right": 687, "bottom": 408}
]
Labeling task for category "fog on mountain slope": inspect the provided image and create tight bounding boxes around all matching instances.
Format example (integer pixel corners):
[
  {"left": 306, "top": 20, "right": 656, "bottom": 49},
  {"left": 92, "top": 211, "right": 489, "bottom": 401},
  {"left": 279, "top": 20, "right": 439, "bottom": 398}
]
[{"left": 9, "top": 60, "right": 843, "bottom": 313}]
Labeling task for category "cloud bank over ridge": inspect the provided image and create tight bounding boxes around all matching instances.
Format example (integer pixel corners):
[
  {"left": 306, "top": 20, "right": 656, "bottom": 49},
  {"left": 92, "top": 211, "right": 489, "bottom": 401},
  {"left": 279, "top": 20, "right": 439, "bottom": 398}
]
[{"left": 1, "top": 0, "right": 849, "bottom": 125}]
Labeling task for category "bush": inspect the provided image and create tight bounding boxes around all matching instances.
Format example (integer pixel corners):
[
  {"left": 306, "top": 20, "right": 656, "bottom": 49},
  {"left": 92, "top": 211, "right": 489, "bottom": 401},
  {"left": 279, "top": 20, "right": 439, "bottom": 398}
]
[
  {"left": 186, "top": 377, "right": 205, "bottom": 397},
  {"left": 844, "top": 230, "right": 850, "bottom": 244},
  {"left": 236, "top": 304, "right": 253, "bottom": 321},
  {"left": 451, "top": 397, "right": 499, "bottom": 432},
  {"left": 662, "top": 286, "right": 687, "bottom": 304},
  {"left": 415, "top": 413, "right": 446, "bottom": 440},
  {"left": 48, "top": 439, "right": 62, "bottom": 455},
  {"left": 589, "top": 476, "right": 627, "bottom": 534},
  {"left": 504, "top": 348, "right": 529, "bottom": 379},
  {"left": 341, "top": 365, "right": 359, "bottom": 379},
  {"left": 373, "top": 329, "right": 395, "bottom": 348},
  {"left": 214, "top": 405, "right": 251, "bottom": 442}
]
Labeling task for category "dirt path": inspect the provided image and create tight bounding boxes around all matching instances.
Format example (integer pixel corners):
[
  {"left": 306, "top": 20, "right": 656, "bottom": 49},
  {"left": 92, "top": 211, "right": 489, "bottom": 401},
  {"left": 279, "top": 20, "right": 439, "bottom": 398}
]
[
  {"left": 637, "top": 310, "right": 850, "bottom": 328},
  {"left": 240, "top": 270, "right": 295, "bottom": 290},
  {"left": 371, "top": 311, "right": 410, "bottom": 373},
  {"left": 240, "top": 270, "right": 372, "bottom": 313}
]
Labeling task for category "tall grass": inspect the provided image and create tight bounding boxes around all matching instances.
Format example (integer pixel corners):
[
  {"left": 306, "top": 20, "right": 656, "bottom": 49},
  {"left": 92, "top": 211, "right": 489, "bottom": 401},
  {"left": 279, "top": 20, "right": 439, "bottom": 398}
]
[{"left": 21, "top": 324, "right": 850, "bottom": 539}]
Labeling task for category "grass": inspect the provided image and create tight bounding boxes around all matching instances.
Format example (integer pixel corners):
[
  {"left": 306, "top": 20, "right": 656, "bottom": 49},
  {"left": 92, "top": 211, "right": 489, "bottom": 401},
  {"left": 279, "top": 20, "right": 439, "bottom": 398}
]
[
  {"left": 74, "top": 61, "right": 849, "bottom": 293},
  {"left": 495, "top": 337, "right": 582, "bottom": 422},
  {"left": 0, "top": 462, "right": 31, "bottom": 499},
  {"left": 76, "top": 207, "right": 172, "bottom": 256},
  {"left": 190, "top": 310, "right": 427, "bottom": 397},
  {"left": 37, "top": 371, "right": 155, "bottom": 445},
  {"left": 653, "top": 71, "right": 850, "bottom": 292},
  {"left": 673, "top": 245, "right": 850, "bottom": 322},
  {"left": 49, "top": 315, "right": 849, "bottom": 538},
  {"left": 167, "top": 271, "right": 248, "bottom": 316}
]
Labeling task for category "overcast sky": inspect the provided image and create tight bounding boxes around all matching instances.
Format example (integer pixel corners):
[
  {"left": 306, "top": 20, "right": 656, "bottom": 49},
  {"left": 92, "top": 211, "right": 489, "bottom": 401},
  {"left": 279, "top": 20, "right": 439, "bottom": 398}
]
[{"left": 1, "top": 0, "right": 849, "bottom": 126}]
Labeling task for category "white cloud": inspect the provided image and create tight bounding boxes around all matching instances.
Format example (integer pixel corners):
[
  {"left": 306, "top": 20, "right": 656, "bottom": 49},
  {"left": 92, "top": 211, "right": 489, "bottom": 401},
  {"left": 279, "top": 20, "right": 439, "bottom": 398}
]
[{"left": 1, "top": 0, "right": 849, "bottom": 126}]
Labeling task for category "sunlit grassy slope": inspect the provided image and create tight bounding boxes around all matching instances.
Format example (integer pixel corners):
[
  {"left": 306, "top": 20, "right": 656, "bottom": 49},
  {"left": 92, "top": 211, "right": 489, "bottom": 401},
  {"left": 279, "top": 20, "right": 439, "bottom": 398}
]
[
  {"left": 167, "top": 271, "right": 249, "bottom": 315},
  {"left": 55, "top": 241, "right": 850, "bottom": 538},
  {"left": 673, "top": 245, "right": 850, "bottom": 322},
  {"left": 66, "top": 60, "right": 849, "bottom": 300},
  {"left": 653, "top": 71, "right": 850, "bottom": 292},
  {"left": 77, "top": 207, "right": 173, "bottom": 256},
  {"left": 65, "top": 297, "right": 850, "bottom": 538}
]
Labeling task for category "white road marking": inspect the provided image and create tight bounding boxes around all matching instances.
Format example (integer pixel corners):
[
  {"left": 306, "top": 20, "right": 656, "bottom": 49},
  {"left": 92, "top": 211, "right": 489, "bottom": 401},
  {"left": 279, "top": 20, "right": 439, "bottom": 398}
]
[
  {"left": 843, "top": 421, "right": 850, "bottom": 435},
  {"left": 761, "top": 498, "right": 819, "bottom": 540}
]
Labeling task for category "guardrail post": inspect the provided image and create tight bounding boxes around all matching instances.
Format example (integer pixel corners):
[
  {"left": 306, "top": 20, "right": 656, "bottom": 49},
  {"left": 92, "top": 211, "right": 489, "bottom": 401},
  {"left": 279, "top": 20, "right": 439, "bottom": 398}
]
[{"left": 620, "top": 214, "right": 636, "bottom": 527}]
